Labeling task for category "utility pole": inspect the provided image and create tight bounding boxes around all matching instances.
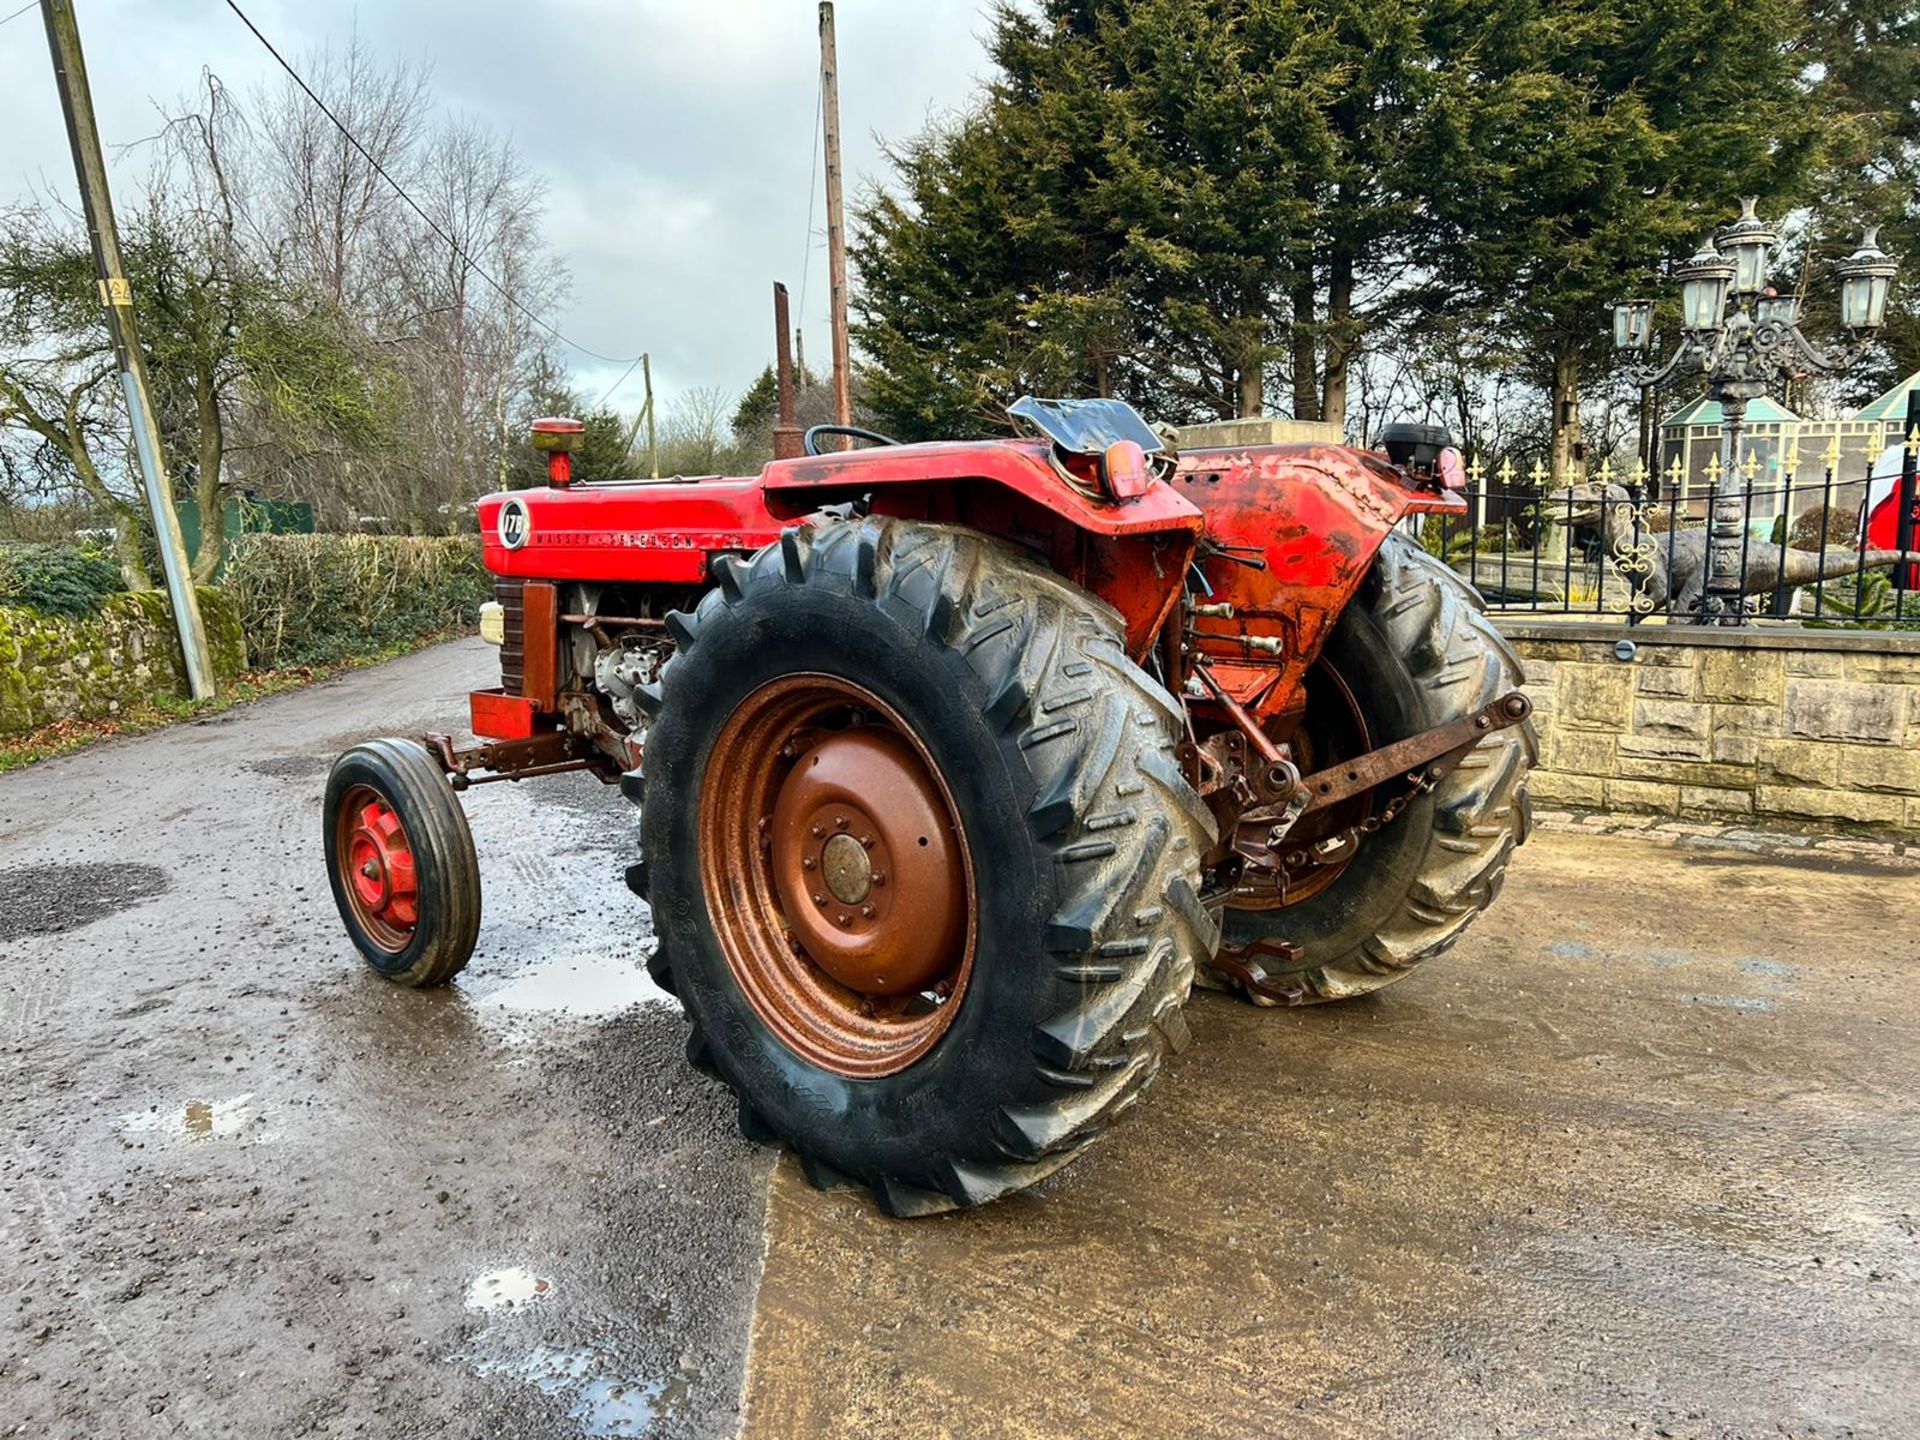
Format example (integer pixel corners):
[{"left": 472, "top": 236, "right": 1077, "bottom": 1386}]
[
  {"left": 642, "top": 353, "right": 658, "bottom": 478},
  {"left": 818, "top": 2, "right": 852, "bottom": 442},
  {"left": 41, "top": 0, "right": 214, "bottom": 699}
]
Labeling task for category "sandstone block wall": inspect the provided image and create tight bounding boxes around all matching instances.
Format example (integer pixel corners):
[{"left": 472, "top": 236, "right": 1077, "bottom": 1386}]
[{"left": 1506, "top": 622, "right": 1920, "bottom": 834}]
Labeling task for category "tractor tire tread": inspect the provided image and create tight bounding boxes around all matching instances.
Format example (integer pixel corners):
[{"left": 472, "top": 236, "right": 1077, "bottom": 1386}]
[{"left": 642, "top": 519, "right": 1211, "bottom": 1214}]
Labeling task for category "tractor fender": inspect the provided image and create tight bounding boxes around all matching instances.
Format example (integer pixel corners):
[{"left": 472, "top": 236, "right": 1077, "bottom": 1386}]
[
  {"left": 1173, "top": 443, "right": 1462, "bottom": 718},
  {"left": 761, "top": 438, "right": 1205, "bottom": 540}
]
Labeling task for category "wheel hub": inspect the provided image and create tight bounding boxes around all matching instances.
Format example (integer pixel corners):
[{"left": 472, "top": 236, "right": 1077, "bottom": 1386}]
[
  {"left": 820, "top": 833, "right": 872, "bottom": 905},
  {"left": 340, "top": 791, "right": 419, "bottom": 943},
  {"left": 698, "top": 673, "right": 978, "bottom": 1078},
  {"left": 768, "top": 727, "right": 965, "bottom": 996}
]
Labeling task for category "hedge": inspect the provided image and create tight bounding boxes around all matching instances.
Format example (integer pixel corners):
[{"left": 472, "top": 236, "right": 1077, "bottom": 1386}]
[
  {"left": 0, "top": 541, "right": 126, "bottom": 618},
  {"left": 223, "top": 533, "right": 491, "bottom": 668}
]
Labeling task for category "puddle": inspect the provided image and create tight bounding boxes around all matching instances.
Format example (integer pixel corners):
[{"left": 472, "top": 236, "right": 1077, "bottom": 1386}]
[
  {"left": 470, "top": 1343, "right": 687, "bottom": 1437},
  {"left": 0, "top": 863, "right": 170, "bottom": 939},
  {"left": 474, "top": 953, "right": 666, "bottom": 1021},
  {"left": 1737, "top": 956, "right": 1803, "bottom": 980},
  {"left": 1544, "top": 940, "right": 1596, "bottom": 960},
  {"left": 119, "top": 1094, "right": 272, "bottom": 1144},
  {"left": 1688, "top": 993, "right": 1775, "bottom": 1013},
  {"left": 457, "top": 1266, "right": 689, "bottom": 1436},
  {"left": 467, "top": 1267, "right": 554, "bottom": 1311}
]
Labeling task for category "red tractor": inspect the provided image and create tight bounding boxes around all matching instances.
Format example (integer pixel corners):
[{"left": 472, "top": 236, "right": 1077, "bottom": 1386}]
[{"left": 324, "top": 398, "right": 1533, "bottom": 1215}]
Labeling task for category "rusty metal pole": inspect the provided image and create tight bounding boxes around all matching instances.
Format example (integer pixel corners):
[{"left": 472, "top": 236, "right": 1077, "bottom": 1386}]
[
  {"left": 42, "top": 0, "right": 215, "bottom": 699},
  {"left": 772, "top": 283, "right": 803, "bottom": 460},
  {"left": 819, "top": 2, "right": 852, "bottom": 446}
]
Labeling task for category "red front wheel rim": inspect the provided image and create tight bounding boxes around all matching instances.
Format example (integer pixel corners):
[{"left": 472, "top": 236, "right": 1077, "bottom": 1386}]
[{"left": 336, "top": 784, "right": 420, "bottom": 953}]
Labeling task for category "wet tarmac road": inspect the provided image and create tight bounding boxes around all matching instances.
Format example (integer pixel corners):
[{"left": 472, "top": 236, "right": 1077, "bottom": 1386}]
[
  {"left": 4, "top": 638, "right": 1917, "bottom": 1438},
  {"left": 0, "top": 639, "right": 768, "bottom": 1439}
]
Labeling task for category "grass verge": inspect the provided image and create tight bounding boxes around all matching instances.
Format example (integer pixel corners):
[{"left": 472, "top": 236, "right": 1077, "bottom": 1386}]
[{"left": 0, "top": 628, "right": 467, "bottom": 775}]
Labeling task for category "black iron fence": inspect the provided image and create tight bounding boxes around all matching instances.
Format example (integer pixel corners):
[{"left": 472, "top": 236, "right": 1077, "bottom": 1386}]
[{"left": 1413, "top": 455, "right": 1920, "bottom": 628}]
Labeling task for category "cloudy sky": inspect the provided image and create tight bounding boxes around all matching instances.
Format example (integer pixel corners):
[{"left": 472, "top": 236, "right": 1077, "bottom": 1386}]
[{"left": 0, "top": 0, "right": 999, "bottom": 414}]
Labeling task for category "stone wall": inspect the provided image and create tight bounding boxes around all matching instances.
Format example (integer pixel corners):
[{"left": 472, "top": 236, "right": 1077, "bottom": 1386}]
[
  {"left": 1506, "top": 621, "right": 1920, "bottom": 834},
  {"left": 0, "top": 588, "right": 246, "bottom": 734}
]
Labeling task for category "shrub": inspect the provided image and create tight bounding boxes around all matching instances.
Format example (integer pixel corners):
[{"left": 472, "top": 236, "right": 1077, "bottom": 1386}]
[
  {"left": 223, "top": 533, "right": 490, "bottom": 668},
  {"left": 0, "top": 541, "right": 125, "bottom": 617}
]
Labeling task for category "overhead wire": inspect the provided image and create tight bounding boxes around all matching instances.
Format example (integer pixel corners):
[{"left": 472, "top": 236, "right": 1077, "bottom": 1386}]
[
  {"left": 220, "top": 0, "right": 644, "bottom": 370},
  {"left": 794, "top": 69, "right": 823, "bottom": 341}
]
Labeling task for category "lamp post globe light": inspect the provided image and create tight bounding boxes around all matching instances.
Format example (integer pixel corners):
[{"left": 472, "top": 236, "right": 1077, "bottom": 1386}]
[{"left": 1610, "top": 199, "right": 1899, "bottom": 624}]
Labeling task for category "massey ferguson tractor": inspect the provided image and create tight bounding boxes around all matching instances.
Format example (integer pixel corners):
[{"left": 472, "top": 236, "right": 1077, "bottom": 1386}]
[{"left": 324, "top": 395, "right": 1534, "bottom": 1215}]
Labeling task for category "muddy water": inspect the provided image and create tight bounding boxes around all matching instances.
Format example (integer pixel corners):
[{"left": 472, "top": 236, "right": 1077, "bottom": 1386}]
[
  {"left": 744, "top": 825, "right": 1920, "bottom": 1439},
  {"left": 0, "top": 640, "right": 769, "bottom": 1439}
]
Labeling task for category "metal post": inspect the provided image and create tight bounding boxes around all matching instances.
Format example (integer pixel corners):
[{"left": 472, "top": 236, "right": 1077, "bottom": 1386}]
[
  {"left": 772, "top": 282, "right": 803, "bottom": 460},
  {"left": 1705, "top": 392, "right": 1749, "bottom": 624},
  {"left": 41, "top": 0, "right": 214, "bottom": 698},
  {"left": 1897, "top": 391, "right": 1920, "bottom": 596},
  {"left": 819, "top": 1, "right": 852, "bottom": 444}
]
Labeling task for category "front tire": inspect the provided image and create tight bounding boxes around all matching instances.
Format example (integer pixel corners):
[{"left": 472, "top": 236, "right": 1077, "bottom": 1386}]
[
  {"left": 637, "top": 519, "right": 1217, "bottom": 1215},
  {"left": 1211, "top": 533, "right": 1534, "bottom": 1003},
  {"left": 324, "top": 738, "right": 481, "bottom": 987}
]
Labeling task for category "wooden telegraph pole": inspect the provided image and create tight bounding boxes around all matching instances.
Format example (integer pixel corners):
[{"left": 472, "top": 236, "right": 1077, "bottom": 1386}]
[
  {"left": 41, "top": 0, "right": 215, "bottom": 699},
  {"left": 818, "top": 2, "right": 852, "bottom": 441},
  {"left": 642, "top": 353, "right": 658, "bottom": 478}
]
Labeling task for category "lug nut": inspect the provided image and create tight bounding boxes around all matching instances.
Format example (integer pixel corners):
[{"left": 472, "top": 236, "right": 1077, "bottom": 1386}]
[
  {"left": 360, "top": 861, "right": 379, "bottom": 879},
  {"left": 836, "top": 912, "right": 851, "bottom": 926},
  {"left": 870, "top": 871, "right": 886, "bottom": 887},
  {"left": 834, "top": 815, "right": 849, "bottom": 830},
  {"left": 801, "top": 856, "right": 815, "bottom": 870},
  {"left": 861, "top": 904, "right": 875, "bottom": 918},
  {"left": 810, "top": 823, "right": 825, "bottom": 838},
  {"left": 812, "top": 892, "right": 827, "bottom": 907},
  {"left": 859, "top": 834, "right": 874, "bottom": 848}
]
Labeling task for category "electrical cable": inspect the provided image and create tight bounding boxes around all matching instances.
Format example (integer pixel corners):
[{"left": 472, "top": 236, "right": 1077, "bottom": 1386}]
[
  {"left": 795, "top": 72, "right": 822, "bottom": 337},
  {"left": 221, "top": 0, "right": 643, "bottom": 368}
]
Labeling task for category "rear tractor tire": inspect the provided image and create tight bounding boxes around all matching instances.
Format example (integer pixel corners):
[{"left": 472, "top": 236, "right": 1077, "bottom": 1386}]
[
  {"left": 1210, "top": 533, "right": 1535, "bottom": 1004},
  {"left": 635, "top": 518, "right": 1218, "bottom": 1216},
  {"left": 324, "top": 738, "right": 481, "bottom": 987}
]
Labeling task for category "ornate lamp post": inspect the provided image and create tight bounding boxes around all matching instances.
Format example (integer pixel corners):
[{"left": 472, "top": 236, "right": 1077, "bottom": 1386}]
[{"left": 1612, "top": 199, "right": 1898, "bottom": 624}]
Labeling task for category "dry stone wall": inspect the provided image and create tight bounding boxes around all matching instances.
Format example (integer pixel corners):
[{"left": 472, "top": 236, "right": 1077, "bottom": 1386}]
[{"left": 0, "top": 588, "right": 245, "bottom": 734}]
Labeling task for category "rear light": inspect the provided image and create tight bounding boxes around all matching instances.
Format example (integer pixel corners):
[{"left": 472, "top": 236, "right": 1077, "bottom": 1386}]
[
  {"left": 479, "top": 601, "right": 506, "bottom": 645},
  {"left": 1437, "top": 447, "right": 1467, "bottom": 491},
  {"left": 1102, "top": 440, "right": 1151, "bottom": 499}
]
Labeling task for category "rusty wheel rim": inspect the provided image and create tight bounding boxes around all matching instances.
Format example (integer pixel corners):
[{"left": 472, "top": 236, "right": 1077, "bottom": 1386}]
[
  {"left": 698, "top": 674, "right": 976, "bottom": 1078},
  {"left": 336, "top": 784, "right": 420, "bottom": 953},
  {"left": 1233, "top": 660, "right": 1373, "bottom": 910}
]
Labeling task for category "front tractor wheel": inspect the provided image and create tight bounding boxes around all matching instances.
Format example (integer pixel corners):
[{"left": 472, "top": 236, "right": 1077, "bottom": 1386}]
[
  {"left": 324, "top": 739, "right": 481, "bottom": 987},
  {"left": 638, "top": 519, "right": 1217, "bottom": 1216}
]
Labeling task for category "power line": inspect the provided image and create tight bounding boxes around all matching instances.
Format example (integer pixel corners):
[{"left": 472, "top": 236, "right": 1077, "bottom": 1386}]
[
  {"left": 795, "top": 71, "right": 823, "bottom": 333},
  {"left": 592, "top": 353, "right": 642, "bottom": 409},
  {"left": 220, "top": 0, "right": 643, "bottom": 368},
  {"left": 0, "top": 1, "right": 40, "bottom": 30}
]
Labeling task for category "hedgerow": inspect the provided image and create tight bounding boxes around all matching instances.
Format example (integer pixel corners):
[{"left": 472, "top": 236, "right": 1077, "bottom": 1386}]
[
  {"left": 223, "top": 533, "right": 489, "bottom": 668},
  {"left": 0, "top": 542, "right": 126, "bottom": 618}
]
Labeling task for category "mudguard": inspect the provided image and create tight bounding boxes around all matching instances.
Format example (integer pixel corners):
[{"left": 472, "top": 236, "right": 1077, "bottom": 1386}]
[{"left": 1173, "top": 443, "right": 1466, "bottom": 719}]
